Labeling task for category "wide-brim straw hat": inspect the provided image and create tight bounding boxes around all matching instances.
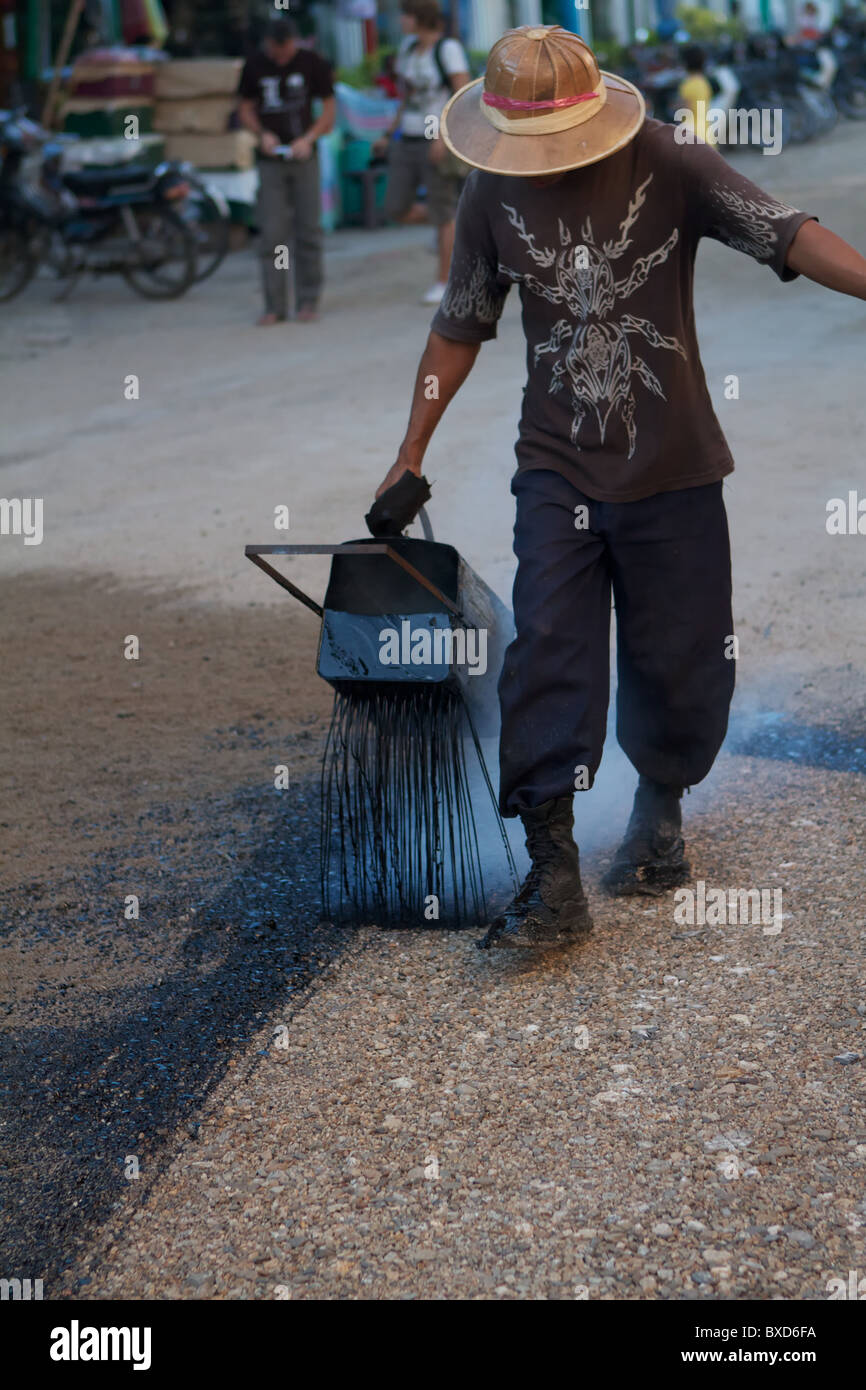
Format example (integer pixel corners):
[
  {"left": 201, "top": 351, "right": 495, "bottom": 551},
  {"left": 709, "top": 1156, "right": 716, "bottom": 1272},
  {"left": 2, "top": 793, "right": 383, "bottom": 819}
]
[{"left": 441, "top": 25, "right": 645, "bottom": 177}]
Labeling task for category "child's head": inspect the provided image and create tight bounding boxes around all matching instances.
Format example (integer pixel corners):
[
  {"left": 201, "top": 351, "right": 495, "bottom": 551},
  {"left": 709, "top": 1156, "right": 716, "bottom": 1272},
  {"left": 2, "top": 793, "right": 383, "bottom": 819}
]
[{"left": 683, "top": 44, "right": 706, "bottom": 73}]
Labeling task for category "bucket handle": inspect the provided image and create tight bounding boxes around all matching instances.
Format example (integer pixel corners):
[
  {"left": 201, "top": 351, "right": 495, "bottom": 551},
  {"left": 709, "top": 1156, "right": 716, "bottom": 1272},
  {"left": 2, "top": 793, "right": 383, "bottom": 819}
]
[{"left": 244, "top": 539, "right": 464, "bottom": 623}]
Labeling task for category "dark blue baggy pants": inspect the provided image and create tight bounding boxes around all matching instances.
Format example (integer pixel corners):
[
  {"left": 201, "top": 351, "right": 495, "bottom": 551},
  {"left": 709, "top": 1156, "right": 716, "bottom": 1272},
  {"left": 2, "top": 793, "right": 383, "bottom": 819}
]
[{"left": 498, "top": 469, "right": 736, "bottom": 817}]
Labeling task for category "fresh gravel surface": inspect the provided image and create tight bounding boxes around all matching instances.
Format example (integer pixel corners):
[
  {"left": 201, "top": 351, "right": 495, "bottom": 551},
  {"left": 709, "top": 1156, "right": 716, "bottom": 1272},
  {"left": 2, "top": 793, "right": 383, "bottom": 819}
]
[{"left": 61, "top": 754, "right": 865, "bottom": 1301}]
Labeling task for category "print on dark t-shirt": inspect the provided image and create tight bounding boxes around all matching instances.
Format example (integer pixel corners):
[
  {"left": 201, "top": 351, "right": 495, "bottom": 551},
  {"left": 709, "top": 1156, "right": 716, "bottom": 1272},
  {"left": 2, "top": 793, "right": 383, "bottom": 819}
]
[{"left": 431, "top": 119, "right": 815, "bottom": 504}]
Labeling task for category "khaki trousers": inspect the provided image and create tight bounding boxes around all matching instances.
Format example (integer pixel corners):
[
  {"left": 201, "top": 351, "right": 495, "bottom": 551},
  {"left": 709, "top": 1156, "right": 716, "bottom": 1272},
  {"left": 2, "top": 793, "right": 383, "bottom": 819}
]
[{"left": 256, "top": 154, "right": 323, "bottom": 317}]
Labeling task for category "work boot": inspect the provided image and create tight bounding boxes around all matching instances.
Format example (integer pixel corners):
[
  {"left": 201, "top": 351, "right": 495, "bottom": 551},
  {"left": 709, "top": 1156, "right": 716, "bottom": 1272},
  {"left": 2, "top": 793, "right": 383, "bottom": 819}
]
[
  {"left": 478, "top": 797, "right": 593, "bottom": 949},
  {"left": 602, "top": 776, "right": 689, "bottom": 896}
]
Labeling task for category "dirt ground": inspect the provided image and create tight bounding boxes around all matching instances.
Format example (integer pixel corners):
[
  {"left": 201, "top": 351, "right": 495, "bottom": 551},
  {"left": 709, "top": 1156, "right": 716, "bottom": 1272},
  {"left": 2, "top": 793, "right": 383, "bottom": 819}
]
[{"left": 1, "top": 123, "right": 864, "bottom": 1300}]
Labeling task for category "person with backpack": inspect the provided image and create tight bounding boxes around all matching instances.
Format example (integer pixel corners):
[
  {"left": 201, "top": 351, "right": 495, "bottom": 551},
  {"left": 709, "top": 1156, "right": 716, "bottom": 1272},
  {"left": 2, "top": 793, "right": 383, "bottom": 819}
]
[{"left": 373, "top": 0, "right": 471, "bottom": 304}]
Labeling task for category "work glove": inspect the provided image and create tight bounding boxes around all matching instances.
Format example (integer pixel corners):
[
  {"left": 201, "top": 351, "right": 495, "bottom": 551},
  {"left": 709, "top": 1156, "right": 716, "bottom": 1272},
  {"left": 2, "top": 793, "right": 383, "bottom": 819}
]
[{"left": 365, "top": 469, "right": 432, "bottom": 538}]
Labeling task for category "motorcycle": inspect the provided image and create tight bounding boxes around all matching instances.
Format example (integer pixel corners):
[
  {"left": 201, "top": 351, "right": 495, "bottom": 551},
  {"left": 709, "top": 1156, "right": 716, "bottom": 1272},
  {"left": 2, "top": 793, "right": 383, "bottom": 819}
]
[
  {"left": 0, "top": 109, "right": 198, "bottom": 302},
  {"left": 790, "top": 44, "right": 839, "bottom": 136},
  {"left": 734, "top": 53, "right": 818, "bottom": 147},
  {"left": 39, "top": 124, "right": 231, "bottom": 286},
  {"left": 827, "top": 25, "right": 866, "bottom": 118}
]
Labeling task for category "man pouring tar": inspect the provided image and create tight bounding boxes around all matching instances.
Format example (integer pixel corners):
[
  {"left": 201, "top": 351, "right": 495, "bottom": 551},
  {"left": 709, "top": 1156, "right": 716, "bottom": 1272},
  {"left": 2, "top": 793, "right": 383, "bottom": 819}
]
[{"left": 374, "top": 25, "right": 866, "bottom": 951}]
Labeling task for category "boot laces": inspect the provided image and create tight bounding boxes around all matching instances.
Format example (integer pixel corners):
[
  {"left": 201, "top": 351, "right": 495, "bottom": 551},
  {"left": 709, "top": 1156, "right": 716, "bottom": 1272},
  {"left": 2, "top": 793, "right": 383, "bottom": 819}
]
[
  {"left": 518, "top": 862, "right": 543, "bottom": 898},
  {"left": 521, "top": 827, "right": 561, "bottom": 894}
]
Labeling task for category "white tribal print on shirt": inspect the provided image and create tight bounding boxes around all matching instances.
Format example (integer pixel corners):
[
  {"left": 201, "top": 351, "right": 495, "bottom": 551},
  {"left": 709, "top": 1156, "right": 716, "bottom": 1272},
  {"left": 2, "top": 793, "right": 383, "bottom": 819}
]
[{"left": 432, "top": 118, "right": 815, "bottom": 504}]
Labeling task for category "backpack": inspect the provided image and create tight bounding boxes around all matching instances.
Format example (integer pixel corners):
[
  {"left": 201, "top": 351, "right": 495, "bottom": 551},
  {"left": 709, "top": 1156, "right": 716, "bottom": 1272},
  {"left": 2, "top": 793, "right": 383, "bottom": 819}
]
[
  {"left": 405, "top": 35, "right": 472, "bottom": 180},
  {"left": 407, "top": 35, "right": 450, "bottom": 92}
]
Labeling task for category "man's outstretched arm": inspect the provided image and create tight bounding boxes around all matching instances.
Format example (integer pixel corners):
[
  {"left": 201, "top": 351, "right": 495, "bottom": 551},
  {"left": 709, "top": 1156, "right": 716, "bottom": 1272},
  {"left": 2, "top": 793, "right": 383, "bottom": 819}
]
[
  {"left": 376, "top": 331, "right": 481, "bottom": 497},
  {"left": 786, "top": 220, "right": 866, "bottom": 300}
]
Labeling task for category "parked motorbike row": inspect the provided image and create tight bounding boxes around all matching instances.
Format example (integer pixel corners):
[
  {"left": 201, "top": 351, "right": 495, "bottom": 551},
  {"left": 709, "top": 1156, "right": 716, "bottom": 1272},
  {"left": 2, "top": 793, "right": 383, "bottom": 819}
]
[
  {"left": 0, "top": 110, "right": 231, "bottom": 302},
  {"left": 626, "top": 25, "right": 866, "bottom": 150}
]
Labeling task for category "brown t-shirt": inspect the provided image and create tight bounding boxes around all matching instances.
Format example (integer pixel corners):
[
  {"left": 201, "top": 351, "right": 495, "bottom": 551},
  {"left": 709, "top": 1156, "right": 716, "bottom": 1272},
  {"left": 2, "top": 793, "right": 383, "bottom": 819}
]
[
  {"left": 238, "top": 48, "right": 334, "bottom": 148},
  {"left": 431, "top": 119, "right": 815, "bottom": 502}
]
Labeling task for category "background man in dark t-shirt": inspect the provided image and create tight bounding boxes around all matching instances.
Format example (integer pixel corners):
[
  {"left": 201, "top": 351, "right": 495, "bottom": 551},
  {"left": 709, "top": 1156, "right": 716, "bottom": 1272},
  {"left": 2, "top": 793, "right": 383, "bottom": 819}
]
[
  {"left": 238, "top": 19, "right": 335, "bottom": 324},
  {"left": 373, "top": 25, "right": 866, "bottom": 952}
]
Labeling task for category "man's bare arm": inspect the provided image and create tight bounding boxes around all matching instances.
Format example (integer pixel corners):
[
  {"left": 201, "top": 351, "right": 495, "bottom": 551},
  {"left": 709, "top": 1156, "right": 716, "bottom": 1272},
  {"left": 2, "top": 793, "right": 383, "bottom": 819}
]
[
  {"left": 238, "top": 98, "right": 264, "bottom": 137},
  {"left": 238, "top": 98, "right": 278, "bottom": 153},
  {"left": 308, "top": 94, "right": 336, "bottom": 140},
  {"left": 376, "top": 331, "right": 481, "bottom": 496},
  {"left": 786, "top": 220, "right": 866, "bottom": 300}
]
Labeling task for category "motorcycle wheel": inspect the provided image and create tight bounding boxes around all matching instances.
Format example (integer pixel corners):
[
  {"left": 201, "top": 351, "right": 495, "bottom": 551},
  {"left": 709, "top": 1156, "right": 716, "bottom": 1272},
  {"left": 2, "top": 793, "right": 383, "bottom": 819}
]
[
  {"left": 122, "top": 206, "right": 198, "bottom": 299},
  {"left": 0, "top": 225, "right": 38, "bottom": 302},
  {"left": 784, "top": 95, "right": 818, "bottom": 144},
  {"left": 837, "top": 77, "right": 866, "bottom": 118},
  {"left": 179, "top": 175, "right": 231, "bottom": 283},
  {"left": 760, "top": 92, "right": 807, "bottom": 148},
  {"left": 817, "top": 90, "right": 839, "bottom": 132}
]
